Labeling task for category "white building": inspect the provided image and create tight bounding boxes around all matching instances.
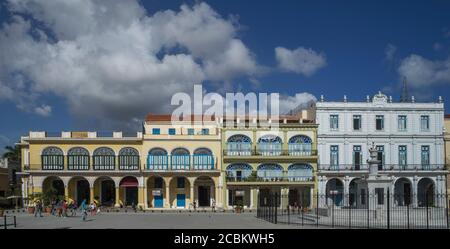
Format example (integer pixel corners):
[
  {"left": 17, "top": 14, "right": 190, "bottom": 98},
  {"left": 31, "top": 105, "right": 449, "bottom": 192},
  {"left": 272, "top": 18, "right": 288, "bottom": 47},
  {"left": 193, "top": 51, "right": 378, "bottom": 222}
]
[{"left": 316, "top": 91, "right": 447, "bottom": 208}]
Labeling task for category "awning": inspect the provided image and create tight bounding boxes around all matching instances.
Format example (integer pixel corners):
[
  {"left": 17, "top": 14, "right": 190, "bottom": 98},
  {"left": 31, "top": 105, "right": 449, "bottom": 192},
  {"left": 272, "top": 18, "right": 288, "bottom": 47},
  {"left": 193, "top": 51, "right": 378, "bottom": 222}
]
[{"left": 120, "top": 176, "right": 138, "bottom": 187}]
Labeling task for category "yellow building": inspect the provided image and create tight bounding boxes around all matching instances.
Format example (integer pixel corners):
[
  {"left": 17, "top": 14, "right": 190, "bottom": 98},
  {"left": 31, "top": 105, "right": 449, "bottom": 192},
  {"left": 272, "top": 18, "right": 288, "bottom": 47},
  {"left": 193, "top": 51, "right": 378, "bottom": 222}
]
[
  {"left": 0, "top": 159, "right": 9, "bottom": 200},
  {"left": 19, "top": 113, "right": 318, "bottom": 210},
  {"left": 445, "top": 114, "right": 450, "bottom": 194},
  {"left": 19, "top": 114, "right": 223, "bottom": 210},
  {"left": 221, "top": 115, "right": 318, "bottom": 210}
]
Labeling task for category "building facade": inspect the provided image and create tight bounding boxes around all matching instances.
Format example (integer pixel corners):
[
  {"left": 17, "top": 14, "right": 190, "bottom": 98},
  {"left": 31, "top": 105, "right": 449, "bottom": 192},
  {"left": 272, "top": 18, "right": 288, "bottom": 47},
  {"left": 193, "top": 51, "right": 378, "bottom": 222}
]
[
  {"left": 316, "top": 92, "right": 447, "bottom": 208},
  {"left": 445, "top": 115, "right": 450, "bottom": 194},
  {"left": 221, "top": 115, "right": 318, "bottom": 210},
  {"left": 18, "top": 115, "right": 225, "bottom": 210}
]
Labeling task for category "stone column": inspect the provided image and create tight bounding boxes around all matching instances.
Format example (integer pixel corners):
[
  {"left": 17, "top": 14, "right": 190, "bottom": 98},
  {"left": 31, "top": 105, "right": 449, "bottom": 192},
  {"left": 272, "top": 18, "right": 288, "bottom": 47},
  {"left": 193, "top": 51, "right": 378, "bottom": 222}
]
[
  {"left": 115, "top": 187, "right": 120, "bottom": 207},
  {"left": 412, "top": 176, "right": 418, "bottom": 208},
  {"left": 64, "top": 186, "right": 69, "bottom": 201},
  {"left": 165, "top": 185, "right": 171, "bottom": 208},
  {"left": 190, "top": 185, "right": 195, "bottom": 207},
  {"left": 90, "top": 187, "right": 94, "bottom": 204},
  {"left": 343, "top": 176, "right": 350, "bottom": 206},
  {"left": 250, "top": 187, "right": 254, "bottom": 208}
]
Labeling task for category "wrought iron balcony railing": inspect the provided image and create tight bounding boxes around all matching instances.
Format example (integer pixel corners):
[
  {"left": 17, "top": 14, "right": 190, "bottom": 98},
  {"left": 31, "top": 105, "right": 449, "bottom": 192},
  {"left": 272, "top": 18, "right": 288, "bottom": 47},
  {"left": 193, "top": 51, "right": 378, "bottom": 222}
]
[
  {"left": 146, "top": 155, "right": 215, "bottom": 170},
  {"left": 318, "top": 164, "right": 445, "bottom": 171},
  {"left": 223, "top": 149, "right": 317, "bottom": 156},
  {"left": 225, "top": 170, "right": 314, "bottom": 182},
  {"left": 27, "top": 163, "right": 140, "bottom": 171}
]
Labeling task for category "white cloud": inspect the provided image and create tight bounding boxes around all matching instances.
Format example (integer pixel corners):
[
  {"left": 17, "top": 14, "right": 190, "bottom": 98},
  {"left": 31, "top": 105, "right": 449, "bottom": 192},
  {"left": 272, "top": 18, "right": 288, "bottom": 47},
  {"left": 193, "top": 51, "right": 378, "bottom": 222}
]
[
  {"left": 34, "top": 104, "right": 52, "bottom": 117},
  {"left": 0, "top": 1, "right": 262, "bottom": 128},
  {"left": 398, "top": 54, "right": 450, "bottom": 88},
  {"left": 385, "top": 43, "right": 397, "bottom": 61},
  {"left": 279, "top": 93, "right": 317, "bottom": 114},
  {"left": 275, "top": 46, "right": 326, "bottom": 76}
]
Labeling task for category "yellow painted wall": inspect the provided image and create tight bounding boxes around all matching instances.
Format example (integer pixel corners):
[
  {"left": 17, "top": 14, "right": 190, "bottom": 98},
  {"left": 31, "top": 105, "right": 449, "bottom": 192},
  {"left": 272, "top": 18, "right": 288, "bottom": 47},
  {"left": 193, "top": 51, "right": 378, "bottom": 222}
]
[{"left": 27, "top": 141, "right": 142, "bottom": 170}]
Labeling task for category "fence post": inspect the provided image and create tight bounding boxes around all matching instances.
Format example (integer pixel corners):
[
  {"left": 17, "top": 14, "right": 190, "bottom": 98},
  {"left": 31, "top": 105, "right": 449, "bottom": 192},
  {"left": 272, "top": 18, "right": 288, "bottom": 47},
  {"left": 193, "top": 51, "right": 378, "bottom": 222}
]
[
  {"left": 287, "top": 205, "right": 290, "bottom": 225},
  {"left": 3, "top": 216, "right": 6, "bottom": 230},
  {"left": 332, "top": 194, "right": 335, "bottom": 228},
  {"left": 367, "top": 194, "right": 370, "bottom": 229},
  {"left": 387, "top": 188, "right": 390, "bottom": 229},
  {"left": 316, "top": 193, "right": 319, "bottom": 227},
  {"left": 274, "top": 192, "right": 278, "bottom": 224},
  {"left": 446, "top": 194, "right": 449, "bottom": 229},
  {"left": 426, "top": 193, "right": 429, "bottom": 229},
  {"left": 407, "top": 202, "right": 410, "bottom": 229},
  {"left": 349, "top": 201, "right": 351, "bottom": 229},
  {"left": 14, "top": 216, "right": 16, "bottom": 228}
]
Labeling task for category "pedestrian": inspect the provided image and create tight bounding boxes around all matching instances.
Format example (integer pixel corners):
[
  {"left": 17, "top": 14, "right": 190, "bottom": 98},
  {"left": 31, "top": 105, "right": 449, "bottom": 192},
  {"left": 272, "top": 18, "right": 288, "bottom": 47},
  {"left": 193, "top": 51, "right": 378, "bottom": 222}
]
[
  {"left": 211, "top": 199, "right": 216, "bottom": 212},
  {"left": 80, "top": 199, "right": 88, "bottom": 221},
  {"left": 62, "top": 200, "right": 68, "bottom": 218},
  {"left": 89, "top": 202, "right": 96, "bottom": 216},
  {"left": 34, "top": 200, "right": 43, "bottom": 217},
  {"left": 50, "top": 199, "right": 56, "bottom": 216}
]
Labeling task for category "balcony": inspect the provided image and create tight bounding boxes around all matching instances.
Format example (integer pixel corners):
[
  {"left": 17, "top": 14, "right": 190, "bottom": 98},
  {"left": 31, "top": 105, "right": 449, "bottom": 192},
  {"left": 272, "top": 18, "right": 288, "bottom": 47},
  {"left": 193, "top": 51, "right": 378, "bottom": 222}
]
[
  {"left": 318, "top": 164, "right": 445, "bottom": 172},
  {"left": 146, "top": 155, "right": 215, "bottom": 170},
  {"left": 225, "top": 170, "right": 314, "bottom": 183},
  {"left": 224, "top": 142, "right": 315, "bottom": 157}
]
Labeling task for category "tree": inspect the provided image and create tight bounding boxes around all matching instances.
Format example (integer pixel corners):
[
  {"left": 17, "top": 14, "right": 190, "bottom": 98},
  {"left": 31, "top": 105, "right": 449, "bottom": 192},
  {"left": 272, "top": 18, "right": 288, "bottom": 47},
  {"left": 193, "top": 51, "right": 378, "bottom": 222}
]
[{"left": 2, "top": 144, "right": 21, "bottom": 163}]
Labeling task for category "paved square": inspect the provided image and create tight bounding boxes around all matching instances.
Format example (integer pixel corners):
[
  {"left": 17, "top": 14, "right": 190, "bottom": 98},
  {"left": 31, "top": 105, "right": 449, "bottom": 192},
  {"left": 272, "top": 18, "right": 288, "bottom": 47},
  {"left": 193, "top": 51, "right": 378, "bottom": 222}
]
[{"left": 7, "top": 212, "right": 321, "bottom": 229}]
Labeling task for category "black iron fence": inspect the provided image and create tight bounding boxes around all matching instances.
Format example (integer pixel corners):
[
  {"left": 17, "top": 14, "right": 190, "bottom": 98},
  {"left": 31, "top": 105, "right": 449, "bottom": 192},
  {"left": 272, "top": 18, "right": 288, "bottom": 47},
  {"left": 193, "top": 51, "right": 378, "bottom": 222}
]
[{"left": 257, "top": 191, "right": 450, "bottom": 229}]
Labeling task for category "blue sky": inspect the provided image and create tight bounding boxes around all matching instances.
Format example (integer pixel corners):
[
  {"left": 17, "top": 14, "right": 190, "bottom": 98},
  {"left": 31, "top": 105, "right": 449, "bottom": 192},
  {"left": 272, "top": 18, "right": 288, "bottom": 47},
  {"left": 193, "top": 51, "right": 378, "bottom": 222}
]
[{"left": 0, "top": 0, "right": 450, "bottom": 153}]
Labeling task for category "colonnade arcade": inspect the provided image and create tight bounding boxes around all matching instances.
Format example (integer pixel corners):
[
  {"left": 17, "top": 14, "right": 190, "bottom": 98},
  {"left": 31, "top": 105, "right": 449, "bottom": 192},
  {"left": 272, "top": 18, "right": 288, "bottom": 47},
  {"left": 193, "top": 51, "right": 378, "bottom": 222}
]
[{"left": 26, "top": 174, "right": 220, "bottom": 209}]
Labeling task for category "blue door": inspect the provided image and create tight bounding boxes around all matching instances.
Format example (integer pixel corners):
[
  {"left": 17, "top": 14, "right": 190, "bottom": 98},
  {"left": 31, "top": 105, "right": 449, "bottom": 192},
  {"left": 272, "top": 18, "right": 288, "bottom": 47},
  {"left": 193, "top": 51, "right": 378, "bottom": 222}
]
[
  {"left": 154, "top": 194, "right": 163, "bottom": 208},
  {"left": 177, "top": 194, "right": 186, "bottom": 208}
]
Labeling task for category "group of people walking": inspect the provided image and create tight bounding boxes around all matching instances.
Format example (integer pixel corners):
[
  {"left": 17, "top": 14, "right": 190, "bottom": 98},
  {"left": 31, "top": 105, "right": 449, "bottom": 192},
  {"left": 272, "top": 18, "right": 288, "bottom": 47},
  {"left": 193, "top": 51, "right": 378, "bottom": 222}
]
[{"left": 34, "top": 199, "right": 99, "bottom": 221}]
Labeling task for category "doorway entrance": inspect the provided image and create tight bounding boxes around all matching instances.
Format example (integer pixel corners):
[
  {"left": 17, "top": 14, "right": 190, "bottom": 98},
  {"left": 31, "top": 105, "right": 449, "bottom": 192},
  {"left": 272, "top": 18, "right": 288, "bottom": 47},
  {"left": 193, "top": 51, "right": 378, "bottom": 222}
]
[
  {"left": 198, "top": 186, "right": 210, "bottom": 207},
  {"left": 125, "top": 187, "right": 138, "bottom": 206},
  {"left": 77, "top": 180, "right": 90, "bottom": 205}
]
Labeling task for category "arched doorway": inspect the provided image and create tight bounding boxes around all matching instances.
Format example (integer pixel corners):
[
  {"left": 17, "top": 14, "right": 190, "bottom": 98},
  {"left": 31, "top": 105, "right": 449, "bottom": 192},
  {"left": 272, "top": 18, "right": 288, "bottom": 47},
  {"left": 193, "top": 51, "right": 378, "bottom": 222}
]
[
  {"left": 169, "top": 176, "right": 190, "bottom": 208},
  {"left": 147, "top": 176, "right": 166, "bottom": 208},
  {"left": 418, "top": 178, "right": 435, "bottom": 207},
  {"left": 68, "top": 176, "right": 90, "bottom": 205},
  {"left": 325, "top": 178, "right": 344, "bottom": 206},
  {"left": 349, "top": 178, "right": 365, "bottom": 208},
  {"left": 194, "top": 176, "right": 215, "bottom": 207},
  {"left": 42, "top": 176, "right": 65, "bottom": 205},
  {"left": 93, "top": 176, "right": 115, "bottom": 206},
  {"left": 119, "top": 176, "right": 139, "bottom": 206},
  {"left": 394, "top": 178, "right": 412, "bottom": 206}
]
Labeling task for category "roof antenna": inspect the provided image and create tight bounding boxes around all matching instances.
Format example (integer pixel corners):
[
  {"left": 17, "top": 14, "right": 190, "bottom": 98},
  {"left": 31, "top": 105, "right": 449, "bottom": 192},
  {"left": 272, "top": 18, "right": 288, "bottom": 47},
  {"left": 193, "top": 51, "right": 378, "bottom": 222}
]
[{"left": 400, "top": 76, "right": 409, "bottom": 102}]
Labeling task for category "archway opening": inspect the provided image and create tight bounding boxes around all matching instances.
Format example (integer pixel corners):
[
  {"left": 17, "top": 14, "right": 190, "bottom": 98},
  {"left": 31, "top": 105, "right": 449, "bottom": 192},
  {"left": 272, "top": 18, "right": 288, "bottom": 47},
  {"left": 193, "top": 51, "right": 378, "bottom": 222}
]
[
  {"left": 42, "top": 176, "right": 65, "bottom": 205},
  {"left": 194, "top": 176, "right": 215, "bottom": 207},
  {"left": 169, "top": 176, "right": 190, "bottom": 208},
  {"left": 325, "top": 178, "right": 344, "bottom": 206},
  {"left": 68, "top": 177, "right": 90, "bottom": 205},
  {"left": 418, "top": 178, "right": 434, "bottom": 207},
  {"left": 119, "top": 176, "right": 139, "bottom": 206},
  {"left": 94, "top": 176, "right": 115, "bottom": 206},
  {"left": 394, "top": 178, "right": 412, "bottom": 206},
  {"left": 147, "top": 176, "right": 165, "bottom": 208}
]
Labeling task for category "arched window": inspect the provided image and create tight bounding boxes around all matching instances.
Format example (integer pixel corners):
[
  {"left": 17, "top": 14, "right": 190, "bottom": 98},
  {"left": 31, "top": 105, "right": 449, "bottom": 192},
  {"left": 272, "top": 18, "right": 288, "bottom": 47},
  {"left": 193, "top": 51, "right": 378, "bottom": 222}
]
[
  {"left": 171, "top": 148, "right": 190, "bottom": 170},
  {"left": 149, "top": 148, "right": 167, "bottom": 156},
  {"left": 193, "top": 148, "right": 214, "bottom": 170},
  {"left": 226, "top": 134, "right": 252, "bottom": 155},
  {"left": 67, "top": 147, "right": 89, "bottom": 170},
  {"left": 257, "top": 164, "right": 283, "bottom": 180},
  {"left": 147, "top": 148, "right": 168, "bottom": 170},
  {"left": 257, "top": 135, "right": 282, "bottom": 156},
  {"left": 226, "top": 164, "right": 253, "bottom": 181},
  {"left": 288, "top": 135, "right": 313, "bottom": 155},
  {"left": 41, "top": 147, "right": 64, "bottom": 170},
  {"left": 119, "top": 147, "right": 139, "bottom": 170},
  {"left": 287, "top": 164, "right": 313, "bottom": 181},
  {"left": 93, "top": 147, "right": 115, "bottom": 170}
]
